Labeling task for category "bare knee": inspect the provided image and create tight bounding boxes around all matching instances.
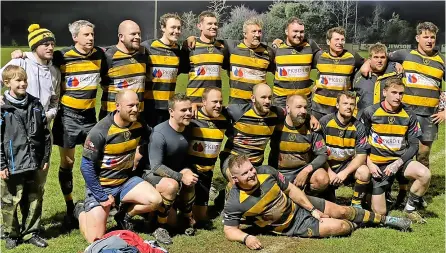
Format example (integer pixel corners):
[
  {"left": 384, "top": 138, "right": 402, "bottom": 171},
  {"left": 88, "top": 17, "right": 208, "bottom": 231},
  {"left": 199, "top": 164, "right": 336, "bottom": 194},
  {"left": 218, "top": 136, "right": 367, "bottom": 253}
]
[
  {"left": 371, "top": 201, "right": 387, "bottom": 215},
  {"left": 157, "top": 178, "right": 180, "bottom": 199},
  {"left": 355, "top": 166, "right": 371, "bottom": 182},
  {"left": 310, "top": 170, "right": 329, "bottom": 192}
]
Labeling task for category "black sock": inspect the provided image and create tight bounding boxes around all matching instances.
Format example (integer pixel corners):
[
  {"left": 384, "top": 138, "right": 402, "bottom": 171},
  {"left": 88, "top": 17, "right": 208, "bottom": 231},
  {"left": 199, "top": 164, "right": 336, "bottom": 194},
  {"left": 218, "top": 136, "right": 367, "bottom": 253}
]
[
  {"left": 351, "top": 179, "right": 369, "bottom": 206},
  {"left": 405, "top": 191, "right": 422, "bottom": 212},
  {"left": 59, "top": 167, "right": 74, "bottom": 215},
  {"left": 347, "top": 206, "right": 385, "bottom": 225}
]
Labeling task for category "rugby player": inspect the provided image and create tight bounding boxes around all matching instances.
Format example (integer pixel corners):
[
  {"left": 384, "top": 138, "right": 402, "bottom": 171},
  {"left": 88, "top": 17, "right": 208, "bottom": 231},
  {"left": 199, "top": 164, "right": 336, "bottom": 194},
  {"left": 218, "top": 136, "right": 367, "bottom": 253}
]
[
  {"left": 319, "top": 91, "right": 370, "bottom": 207},
  {"left": 143, "top": 13, "right": 188, "bottom": 127},
  {"left": 143, "top": 94, "right": 196, "bottom": 244},
  {"left": 362, "top": 22, "right": 444, "bottom": 209},
  {"left": 182, "top": 11, "right": 229, "bottom": 104},
  {"left": 187, "top": 87, "right": 230, "bottom": 223},
  {"left": 361, "top": 77, "right": 431, "bottom": 223},
  {"left": 74, "top": 90, "right": 162, "bottom": 243},
  {"left": 271, "top": 17, "right": 321, "bottom": 109},
  {"left": 223, "top": 155, "right": 411, "bottom": 250},
  {"left": 268, "top": 94, "right": 329, "bottom": 195},
  {"left": 311, "top": 27, "right": 365, "bottom": 120},
  {"left": 100, "top": 20, "right": 147, "bottom": 120},
  {"left": 187, "top": 17, "right": 275, "bottom": 104},
  {"left": 219, "top": 83, "right": 284, "bottom": 183}
]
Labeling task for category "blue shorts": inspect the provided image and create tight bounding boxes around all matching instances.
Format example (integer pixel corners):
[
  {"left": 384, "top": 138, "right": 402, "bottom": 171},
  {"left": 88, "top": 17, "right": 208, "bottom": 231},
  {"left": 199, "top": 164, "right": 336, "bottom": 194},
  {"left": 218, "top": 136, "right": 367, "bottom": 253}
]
[{"left": 84, "top": 176, "right": 144, "bottom": 212}]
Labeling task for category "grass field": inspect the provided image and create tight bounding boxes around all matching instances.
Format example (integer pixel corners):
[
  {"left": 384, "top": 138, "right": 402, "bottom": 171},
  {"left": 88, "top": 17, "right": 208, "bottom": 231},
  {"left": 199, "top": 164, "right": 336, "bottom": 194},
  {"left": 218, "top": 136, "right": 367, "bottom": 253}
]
[{"left": 0, "top": 47, "right": 445, "bottom": 253}]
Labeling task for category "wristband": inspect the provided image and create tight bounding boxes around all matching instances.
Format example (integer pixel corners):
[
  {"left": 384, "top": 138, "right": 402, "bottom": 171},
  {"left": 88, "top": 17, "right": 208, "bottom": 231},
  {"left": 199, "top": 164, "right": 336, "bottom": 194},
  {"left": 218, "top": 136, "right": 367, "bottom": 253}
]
[
  {"left": 243, "top": 234, "right": 250, "bottom": 245},
  {"left": 309, "top": 206, "right": 316, "bottom": 213}
]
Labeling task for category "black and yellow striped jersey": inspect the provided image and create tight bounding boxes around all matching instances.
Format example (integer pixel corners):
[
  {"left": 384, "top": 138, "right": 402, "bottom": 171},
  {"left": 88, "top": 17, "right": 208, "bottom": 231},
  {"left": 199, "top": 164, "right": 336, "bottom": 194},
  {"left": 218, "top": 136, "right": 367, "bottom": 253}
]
[
  {"left": 223, "top": 165, "right": 297, "bottom": 234},
  {"left": 227, "top": 41, "right": 275, "bottom": 104},
  {"left": 312, "top": 50, "right": 363, "bottom": 115},
  {"left": 389, "top": 49, "right": 445, "bottom": 116},
  {"left": 273, "top": 40, "right": 320, "bottom": 98},
  {"left": 187, "top": 107, "right": 230, "bottom": 172},
  {"left": 182, "top": 38, "right": 229, "bottom": 103},
  {"left": 352, "top": 63, "right": 400, "bottom": 118},
  {"left": 100, "top": 45, "right": 148, "bottom": 117},
  {"left": 52, "top": 46, "right": 106, "bottom": 113},
  {"left": 222, "top": 103, "right": 284, "bottom": 165},
  {"left": 319, "top": 113, "right": 369, "bottom": 170},
  {"left": 361, "top": 103, "right": 422, "bottom": 165},
  {"left": 269, "top": 119, "right": 327, "bottom": 172},
  {"left": 142, "top": 39, "right": 186, "bottom": 111},
  {"left": 82, "top": 111, "right": 147, "bottom": 187}
]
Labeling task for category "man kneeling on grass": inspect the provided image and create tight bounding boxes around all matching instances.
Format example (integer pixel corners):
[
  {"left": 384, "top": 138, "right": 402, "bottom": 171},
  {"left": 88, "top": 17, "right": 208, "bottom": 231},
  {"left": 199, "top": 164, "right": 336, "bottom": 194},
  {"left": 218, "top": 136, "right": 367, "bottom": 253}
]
[{"left": 222, "top": 155, "right": 412, "bottom": 250}]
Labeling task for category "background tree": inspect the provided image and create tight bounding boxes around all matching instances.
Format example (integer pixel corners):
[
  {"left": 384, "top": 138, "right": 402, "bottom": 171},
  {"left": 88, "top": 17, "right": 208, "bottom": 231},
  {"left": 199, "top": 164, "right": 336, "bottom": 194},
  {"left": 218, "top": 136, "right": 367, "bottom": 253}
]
[
  {"left": 180, "top": 11, "right": 198, "bottom": 41},
  {"left": 207, "top": 0, "right": 230, "bottom": 24},
  {"left": 219, "top": 5, "right": 259, "bottom": 40}
]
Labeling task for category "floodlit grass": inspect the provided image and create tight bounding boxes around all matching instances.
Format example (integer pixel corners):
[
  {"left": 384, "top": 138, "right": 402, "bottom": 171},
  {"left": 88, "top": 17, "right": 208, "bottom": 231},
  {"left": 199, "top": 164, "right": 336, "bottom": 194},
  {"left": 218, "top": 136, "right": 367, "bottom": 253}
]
[{"left": 1, "top": 47, "right": 444, "bottom": 253}]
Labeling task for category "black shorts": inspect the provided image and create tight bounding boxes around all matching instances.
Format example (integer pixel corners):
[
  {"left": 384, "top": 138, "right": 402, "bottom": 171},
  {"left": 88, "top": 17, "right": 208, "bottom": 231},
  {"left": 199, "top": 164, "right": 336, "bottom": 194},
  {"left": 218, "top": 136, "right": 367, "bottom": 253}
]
[
  {"left": 417, "top": 115, "right": 438, "bottom": 142},
  {"left": 145, "top": 109, "right": 169, "bottom": 128},
  {"left": 329, "top": 161, "right": 356, "bottom": 187},
  {"left": 84, "top": 176, "right": 144, "bottom": 212},
  {"left": 371, "top": 160, "right": 412, "bottom": 195},
  {"left": 193, "top": 170, "right": 213, "bottom": 206},
  {"left": 283, "top": 196, "right": 325, "bottom": 238},
  {"left": 52, "top": 108, "right": 97, "bottom": 149},
  {"left": 279, "top": 166, "right": 315, "bottom": 185}
]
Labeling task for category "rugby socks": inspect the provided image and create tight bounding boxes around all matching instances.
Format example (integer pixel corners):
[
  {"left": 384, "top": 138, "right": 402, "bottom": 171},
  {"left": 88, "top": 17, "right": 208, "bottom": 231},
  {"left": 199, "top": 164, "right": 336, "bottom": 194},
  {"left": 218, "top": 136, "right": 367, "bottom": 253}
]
[
  {"left": 351, "top": 180, "right": 369, "bottom": 206},
  {"left": 396, "top": 184, "right": 409, "bottom": 206},
  {"left": 405, "top": 192, "right": 422, "bottom": 212},
  {"left": 59, "top": 167, "right": 74, "bottom": 215},
  {"left": 178, "top": 187, "right": 196, "bottom": 215},
  {"left": 157, "top": 196, "right": 174, "bottom": 225},
  {"left": 346, "top": 206, "right": 385, "bottom": 225}
]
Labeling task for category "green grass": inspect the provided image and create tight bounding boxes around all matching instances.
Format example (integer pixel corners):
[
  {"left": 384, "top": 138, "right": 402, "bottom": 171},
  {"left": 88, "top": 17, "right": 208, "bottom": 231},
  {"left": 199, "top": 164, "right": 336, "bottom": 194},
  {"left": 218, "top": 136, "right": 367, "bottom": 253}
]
[{"left": 1, "top": 47, "right": 445, "bottom": 253}]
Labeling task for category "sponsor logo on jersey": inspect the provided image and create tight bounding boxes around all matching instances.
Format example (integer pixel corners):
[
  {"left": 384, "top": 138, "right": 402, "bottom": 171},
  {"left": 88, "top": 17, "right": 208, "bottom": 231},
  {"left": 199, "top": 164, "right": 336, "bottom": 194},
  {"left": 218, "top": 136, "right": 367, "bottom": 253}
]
[
  {"left": 151, "top": 67, "right": 178, "bottom": 80},
  {"left": 233, "top": 67, "right": 244, "bottom": 77},
  {"left": 371, "top": 132, "right": 403, "bottom": 149},
  {"left": 327, "top": 146, "right": 354, "bottom": 160},
  {"left": 67, "top": 77, "right": 79, "bottom": 87},
  {"left": 278, "top": 66, "right": 311, "bottom": 78},
  {"left": 405, "top": 73, "right": 438, "bottom": 87},
  {"left": 319, "top": 75, "right": 349, "bottom": 87},
  {"left": 191, "top": 140, "right": 221, "bottom": 155},
  {"left": 195, "top": 65, "right": 220, "bottom": 77},
  {"left": 114, "top": 76, "right": 145, "bottom": 89}
]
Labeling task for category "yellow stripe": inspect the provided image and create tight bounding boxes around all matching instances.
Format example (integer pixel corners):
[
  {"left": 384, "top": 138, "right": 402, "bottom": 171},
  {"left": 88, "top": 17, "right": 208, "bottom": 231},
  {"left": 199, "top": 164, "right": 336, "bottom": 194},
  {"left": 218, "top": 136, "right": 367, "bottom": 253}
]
[
  {"left": 374, "top": 214, "right": 381, "bottom": 223},
  {"left": 144, "top": 90, "right": 174, "bottom": 100},
  {"left": 410, "top": 50, "right": 445, "bottom": 64},
  {"left": 372, "top": 124, "right": 408, "bottom": 135},
  {"left": 402, "top": 94, "right": 439, "bottom": 107},
  {"left": 230, "top": 75, "right": 265, "bottom": 84},
  {"left": 326, "top": 135, "right": 355, "bottom": 147},
  {"left": 244, "top": 109, "right": 277, "bottom": 118},
  {"left": 108, "top": 63, "right": 146, "bottom": 78},
  {"left": 274, "top": 202, "right": 296, "bottom": 232},
  {"left": 230, "top": 54, "right": 270, "bottom": 69},
  {"left": 273, "top": 86, "right": 311, "bottom": 97},
  {"left": 235, "top": 122, "right": 275, "bottom": 135},
  {"left": 275, "top": 54, "right": 313, "bottom": 65},
  {"left": 230, "top": 88, "right": 253, "bottom": 99},
  {"left": 363, "top": 210, "right": 370, "bottom": 222},
  {"left": 62, "top": 60, "right": 101, "bottom": 73},
  {"left": 100, "top": 178, "right": 127, "bottom": 186},
  {"left": 149, "top": 78, "right": 177, "bottom": 84},
  {"left": 321, "top": 51, "right": 354, "bottom": 60},
  {"left": 317, "top": 64, "right": 355, "bottom": 74},
  {"left": 192, "top": 128, "right": 225, "bottom": 139},
  {"left": 327, "top": 119, "right": 357, "bottom": 131},
  {"left": 102, "top": 101, "right": 144, "bottom": 112},
  {"left": 107, "top": 122, "right": 142, "bottom": 136},
  {"left": 369, "top": 153, "right": 397, "bottom": 164},
  {"left": 64, "top": 85, "right": 98, "bottom": 91},
  {"left": 402, "top": 61, "right": 444, "bottom": 79},
  {"left": 247, "top": 184, "right": 281, "bottom": 220},
  {"left": 60, "top": 96, "right": 95, "bottom": 109},
  {"left": 370, "top": 141, "right": 401, "bottom": 152},
  {"left": 189, "top": 150, "right": 218, "bottom": 159},
  {"left": 373, "top": 107, "right": 409, "bottom": 118},
  {"left": 195, "top": 164, "right": 214, "bottom": 172},
  {"left": 149, "top": 55, "right": 180, "bottom": 65},
  {"left": 104, "top": 137, "right": 140, "bottom": 155},
  {"left": 403, "top": 81, "right": 440, "bottom": 91},
  {"left": 313, "top": 93, "right": 337, "bottom": 106},
  {"left": 187, "top": 87, "right": 206, "bottom": 98},
  {"left": 106, "top": 87, "right": 144, "bottom": 93},
  {"left": 279, "top": 141, "right": 311, "bottom": 152},
  {"left": 190, "top": 54, "right": 224, "bottom": 64}
]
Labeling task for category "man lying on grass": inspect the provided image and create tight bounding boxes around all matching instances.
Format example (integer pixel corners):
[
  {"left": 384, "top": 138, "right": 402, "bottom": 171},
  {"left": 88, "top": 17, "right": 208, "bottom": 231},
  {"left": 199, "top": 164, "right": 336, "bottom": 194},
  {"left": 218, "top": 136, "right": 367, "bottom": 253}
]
[{"left": 222, "top": 155, "right": 412, "bottom": 250}]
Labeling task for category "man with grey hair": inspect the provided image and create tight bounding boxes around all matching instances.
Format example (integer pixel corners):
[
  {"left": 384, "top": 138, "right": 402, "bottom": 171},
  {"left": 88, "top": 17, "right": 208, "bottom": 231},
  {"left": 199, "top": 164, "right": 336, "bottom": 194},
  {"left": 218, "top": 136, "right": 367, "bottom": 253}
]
[{"left": 52, "top": 20, "right": 108, "bottom": 228}]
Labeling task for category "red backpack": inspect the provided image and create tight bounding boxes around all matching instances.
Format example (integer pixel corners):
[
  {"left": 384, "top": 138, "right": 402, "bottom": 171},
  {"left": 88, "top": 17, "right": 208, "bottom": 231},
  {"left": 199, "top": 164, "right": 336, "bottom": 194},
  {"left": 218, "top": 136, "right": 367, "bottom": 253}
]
[{"left": 102, "top": 230, "right": 168, "bottom": 253}]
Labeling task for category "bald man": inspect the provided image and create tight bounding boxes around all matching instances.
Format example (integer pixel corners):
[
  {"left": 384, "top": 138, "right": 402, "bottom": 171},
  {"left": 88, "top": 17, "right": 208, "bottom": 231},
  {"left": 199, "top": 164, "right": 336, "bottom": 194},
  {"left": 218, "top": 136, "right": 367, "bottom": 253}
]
[
  {"left": 269, "top": 95, "right": 329, "bottom": 195},
  {"left": 74, "top": 90, "right": 162, "bottom": 243},
  {"left": 219, "top": 83, "right": 285, "bottom": 182},
  {"left": 100, "top": 20, "right": 148, "bottom": 120}
]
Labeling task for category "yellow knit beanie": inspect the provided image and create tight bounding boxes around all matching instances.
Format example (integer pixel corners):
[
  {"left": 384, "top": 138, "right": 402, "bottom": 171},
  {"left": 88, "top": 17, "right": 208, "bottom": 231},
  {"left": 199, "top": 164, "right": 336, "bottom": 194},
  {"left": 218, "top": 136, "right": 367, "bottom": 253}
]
[{"left": 28, "top": 24, "right": 55, "bottom": 50}]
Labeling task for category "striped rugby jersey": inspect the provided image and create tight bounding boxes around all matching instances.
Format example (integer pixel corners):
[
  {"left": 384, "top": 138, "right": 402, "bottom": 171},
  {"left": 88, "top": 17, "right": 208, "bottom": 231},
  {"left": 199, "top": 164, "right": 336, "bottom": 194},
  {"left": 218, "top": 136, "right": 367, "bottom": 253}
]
[
  {"left": 82, "top": 111, "right": 147, "bottom": 187},
  {"left": 389, "top": 49, "right": 445, "bottom": 116}
]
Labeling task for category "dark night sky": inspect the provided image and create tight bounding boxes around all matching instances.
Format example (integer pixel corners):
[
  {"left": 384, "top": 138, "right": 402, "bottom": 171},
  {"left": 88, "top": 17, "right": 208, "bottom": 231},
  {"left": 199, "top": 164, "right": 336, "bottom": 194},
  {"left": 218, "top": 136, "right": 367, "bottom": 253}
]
[{"left": 1, "top": 1, "right": 445, "bottom": 46}]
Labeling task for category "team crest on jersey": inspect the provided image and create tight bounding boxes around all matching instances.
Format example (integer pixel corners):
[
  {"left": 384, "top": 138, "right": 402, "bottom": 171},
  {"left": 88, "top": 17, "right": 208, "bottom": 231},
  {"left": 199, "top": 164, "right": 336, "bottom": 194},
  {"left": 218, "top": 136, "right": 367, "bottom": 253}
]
[
  {"left": 249, "top": 49, "right": 255, "bottom": 58},
  {"left": 388, "top": 116, "right": 395, "bottom": 124},
  {"left": 291, "top": 49, "right": 297, "bottom": 55},
  {"left": 288, "top": 134, "right": 297, "bottom": 141},
  {"left": 123, "top": 131, "right": 131, "bottom": 141},
  {"left": 129, "top": 58, "right": 137, "bottom": 64},
  {"left": 208, "top": 121, "right": 216, "bottom": 128},
  {"left": 338, "top": 130, "right": 345, "bottom": 137},
  {"left": 207, "top": 46, "right": 214, "bottom": 53},
  {"left": 423, "top": 58, "right": 431, "bottom": 65},
  {"left": 307, "top": 228, "right": 313, "bottom": 237},
  {"left": 333, "top": 58, "right": 340, "bottom": 64}
]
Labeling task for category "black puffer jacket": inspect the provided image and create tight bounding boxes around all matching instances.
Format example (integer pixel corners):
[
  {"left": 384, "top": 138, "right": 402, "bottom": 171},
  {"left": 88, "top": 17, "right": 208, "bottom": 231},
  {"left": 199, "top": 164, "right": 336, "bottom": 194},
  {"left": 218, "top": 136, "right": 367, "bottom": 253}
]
[{"left": 1, "top": 94, "right": 51, "bottom": 174}]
